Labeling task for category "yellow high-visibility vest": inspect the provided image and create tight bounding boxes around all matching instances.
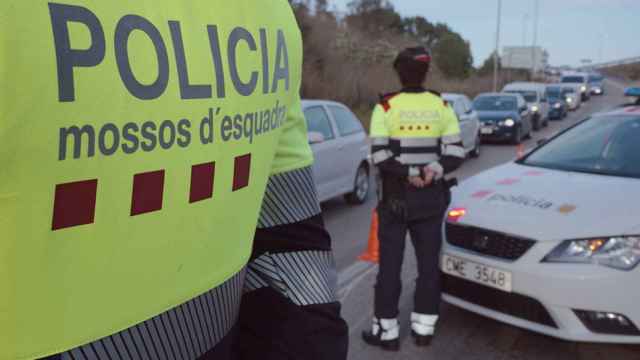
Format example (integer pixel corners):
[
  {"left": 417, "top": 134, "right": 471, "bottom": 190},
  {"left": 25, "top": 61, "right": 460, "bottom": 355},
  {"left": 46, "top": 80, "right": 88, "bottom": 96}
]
[
  {"left": 0, "top": 1, "right": 312, "bottom": 359},
  {"left": 370, "top": 91, "right": 462, "bottom": 173}
]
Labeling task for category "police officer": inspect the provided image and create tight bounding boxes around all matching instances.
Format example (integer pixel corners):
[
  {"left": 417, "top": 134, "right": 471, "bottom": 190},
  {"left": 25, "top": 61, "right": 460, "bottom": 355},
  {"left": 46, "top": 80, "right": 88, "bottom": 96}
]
[
  {"left": 362, "top": 47, "right": 465, "bottom": 350},
  {"left": 2, "top": 1, "right": 347, "bottom": 359}
]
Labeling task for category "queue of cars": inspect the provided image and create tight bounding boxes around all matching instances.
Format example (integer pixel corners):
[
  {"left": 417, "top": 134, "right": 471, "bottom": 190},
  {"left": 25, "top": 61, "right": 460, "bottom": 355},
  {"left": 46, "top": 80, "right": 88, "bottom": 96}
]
[
  {"left": 471, "top": 71, "right": 605, "bottom": 145},
  {"left": 441, "top": 83, "right": 640, "bottom": 344}
]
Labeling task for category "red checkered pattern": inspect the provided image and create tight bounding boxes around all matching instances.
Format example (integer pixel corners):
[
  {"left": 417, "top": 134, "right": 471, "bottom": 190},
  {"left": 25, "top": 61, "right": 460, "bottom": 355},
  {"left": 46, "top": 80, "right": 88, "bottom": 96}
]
[{"left": 51, "top": 154, "right": 251, "bottom": 231}]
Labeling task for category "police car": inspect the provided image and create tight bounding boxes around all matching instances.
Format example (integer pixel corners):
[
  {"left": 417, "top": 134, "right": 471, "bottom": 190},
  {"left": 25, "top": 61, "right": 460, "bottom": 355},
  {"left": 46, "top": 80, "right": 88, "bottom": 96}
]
[{"left": 441, "top": 89, "right": 640, "bottom": 343}]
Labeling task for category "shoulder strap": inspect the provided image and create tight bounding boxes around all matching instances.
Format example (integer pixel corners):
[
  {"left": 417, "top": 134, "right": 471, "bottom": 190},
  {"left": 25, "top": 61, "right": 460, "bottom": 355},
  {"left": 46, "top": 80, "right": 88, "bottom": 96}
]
[{"left": 378, "top": 92, "right": 400, "bottom": 112}]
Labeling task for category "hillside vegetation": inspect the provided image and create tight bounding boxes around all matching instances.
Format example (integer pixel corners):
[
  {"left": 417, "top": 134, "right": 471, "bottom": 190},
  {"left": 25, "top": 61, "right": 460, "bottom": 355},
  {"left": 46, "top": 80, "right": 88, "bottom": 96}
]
[
  {"left": 291, "top": 0, "right": 528, "bottom": 125},
  {"left": 602, "top": 63, "right": 640, "bottom": 82}
]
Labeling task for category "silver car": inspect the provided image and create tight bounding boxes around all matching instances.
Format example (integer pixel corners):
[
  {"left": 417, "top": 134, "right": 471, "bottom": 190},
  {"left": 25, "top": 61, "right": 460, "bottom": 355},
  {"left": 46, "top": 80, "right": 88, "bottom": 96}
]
[
  {"left": 443, "top": 93, "right": 481, "bottom": 158},
  {"left": 302, "top": 100, "right": 370, "bottom": 204}
]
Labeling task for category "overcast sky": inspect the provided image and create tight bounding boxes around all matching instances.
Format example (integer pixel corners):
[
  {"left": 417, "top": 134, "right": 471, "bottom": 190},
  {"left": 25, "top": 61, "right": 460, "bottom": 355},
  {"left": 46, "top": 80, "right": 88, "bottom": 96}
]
[{"left": 329, "top": 0, "right": 640, "bottom": 67}]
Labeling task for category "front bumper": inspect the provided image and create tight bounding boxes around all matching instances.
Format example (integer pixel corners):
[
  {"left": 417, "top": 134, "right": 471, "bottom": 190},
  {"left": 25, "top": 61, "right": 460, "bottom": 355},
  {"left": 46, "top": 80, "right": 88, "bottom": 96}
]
[
  {"left": 548, "top": 108, "right": 564, "bottom": 119},
  {"left": 441, "top": 236, "right": 640, "bottom": 343},
  {"left": 479, "top": 123, "right": 518, "bottom": 141}
]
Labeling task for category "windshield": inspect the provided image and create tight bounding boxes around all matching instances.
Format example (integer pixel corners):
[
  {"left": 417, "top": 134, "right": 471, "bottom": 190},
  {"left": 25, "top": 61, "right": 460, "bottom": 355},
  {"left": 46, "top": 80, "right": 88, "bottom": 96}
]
[
  {"left": 546, "top": 87, "right": 562, "bottom": 98},
  {"left": 589, "top": 75, "right": 604, "bottom": 82},
  {"left": 505, "top": 90, "right": 537, "bottom": 102},
  {"left": 473, "top": 96, "right": 517, "bottom": 111},
  {"left": 561, "top": 76, "right": 585, "bottom": 83},
  {"left": 523, "top": 115, "right": 640, "bottom": 178}
]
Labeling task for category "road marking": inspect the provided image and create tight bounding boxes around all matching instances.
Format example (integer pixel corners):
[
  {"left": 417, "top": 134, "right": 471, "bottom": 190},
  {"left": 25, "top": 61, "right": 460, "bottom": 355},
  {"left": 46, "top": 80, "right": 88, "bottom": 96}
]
[{"left": 337, "top": 261, "right": 377, "bottom": 301}]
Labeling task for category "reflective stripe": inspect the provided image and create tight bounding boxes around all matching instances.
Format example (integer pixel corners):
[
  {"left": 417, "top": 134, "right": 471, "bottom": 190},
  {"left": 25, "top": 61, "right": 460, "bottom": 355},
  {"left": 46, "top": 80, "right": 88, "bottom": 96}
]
[
  {"left": 244, "top": 251, "right": 337, "bottom": 306},
  {"left": 398, "top": 146, "right": 439, "bottom": 154},
  {"left": 372, "top": 149, "right": 393, "bottom": 164},
  {"left": 258, "top": 166, "right": 321, "bottom": 228},
  {"left": 397, "top": 153, "right": 440, "bottom": 165},
  {"left": 442, "top": 144, "right": 466, "bottom": 158},
  {"left": 441, "top": 134, "right": 462, "bottom": 144},
  {"left": 58, "top": 270, "right": 245, "bottom": 360},
  {"left": 393, "top": 137, "right": 439, "bottom": 147},
  {"left": 372, "top": 137, "right": 389, "bottom": 146},
  {"left": 426, "top": 162, "right": 444, "bottom": 177}
]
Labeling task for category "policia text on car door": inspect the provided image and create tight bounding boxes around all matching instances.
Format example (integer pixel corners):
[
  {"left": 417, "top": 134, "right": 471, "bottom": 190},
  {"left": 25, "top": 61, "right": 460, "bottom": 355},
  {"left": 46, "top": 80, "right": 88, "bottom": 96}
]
[{"left": 1, "top": 1, "right": 347, "bottom": 359}]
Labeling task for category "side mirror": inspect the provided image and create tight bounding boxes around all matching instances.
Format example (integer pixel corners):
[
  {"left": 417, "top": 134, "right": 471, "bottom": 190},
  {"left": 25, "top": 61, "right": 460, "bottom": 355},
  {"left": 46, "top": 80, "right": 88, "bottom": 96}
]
[
  {"left": 308, "top": 131, "right": 325, "bottom": 144},
  {"left": 537, "top": 138, "right": 548, "bottom": 146}
]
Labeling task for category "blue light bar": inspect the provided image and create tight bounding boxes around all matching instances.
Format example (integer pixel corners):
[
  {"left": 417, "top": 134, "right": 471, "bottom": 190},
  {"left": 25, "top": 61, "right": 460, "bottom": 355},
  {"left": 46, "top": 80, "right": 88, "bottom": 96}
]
[{"left": 624, "top": 87, "right": 640, "bottom": 97}]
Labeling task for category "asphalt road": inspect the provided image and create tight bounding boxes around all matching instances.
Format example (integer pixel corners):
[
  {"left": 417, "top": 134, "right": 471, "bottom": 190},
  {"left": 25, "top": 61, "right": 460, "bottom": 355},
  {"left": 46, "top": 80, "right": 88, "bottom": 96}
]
[{"left": 322, "top": 80, "right": 640, "bottom": 359}]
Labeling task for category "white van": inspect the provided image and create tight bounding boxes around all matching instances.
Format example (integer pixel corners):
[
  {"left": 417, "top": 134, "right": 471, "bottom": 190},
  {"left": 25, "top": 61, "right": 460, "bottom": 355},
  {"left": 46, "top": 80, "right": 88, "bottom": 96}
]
[{"left": 502, "top": 82, "right": 550, "bottom": 131}]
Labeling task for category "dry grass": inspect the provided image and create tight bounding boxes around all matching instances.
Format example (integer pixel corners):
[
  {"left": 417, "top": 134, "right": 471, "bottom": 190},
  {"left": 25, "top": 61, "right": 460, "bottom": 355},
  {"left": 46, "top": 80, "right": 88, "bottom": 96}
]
[
  {"left": 298, "top": 13, "right": 528, "bottom": 128},
  {"left": 601, "top": 63, "right": 640, "bottom": 82}
]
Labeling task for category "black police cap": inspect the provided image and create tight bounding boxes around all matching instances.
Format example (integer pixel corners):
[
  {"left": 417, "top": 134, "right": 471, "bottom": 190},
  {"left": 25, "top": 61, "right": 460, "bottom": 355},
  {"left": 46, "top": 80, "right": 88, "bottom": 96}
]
[{"left": 393, "top": 47, "right": 432, "bottom": 69}]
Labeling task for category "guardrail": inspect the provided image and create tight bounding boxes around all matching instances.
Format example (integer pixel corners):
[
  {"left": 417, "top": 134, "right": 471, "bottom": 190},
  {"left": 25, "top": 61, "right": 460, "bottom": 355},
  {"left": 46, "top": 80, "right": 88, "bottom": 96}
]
[{"left": 580, "top": 56, "right": 640, "bottom": 70}]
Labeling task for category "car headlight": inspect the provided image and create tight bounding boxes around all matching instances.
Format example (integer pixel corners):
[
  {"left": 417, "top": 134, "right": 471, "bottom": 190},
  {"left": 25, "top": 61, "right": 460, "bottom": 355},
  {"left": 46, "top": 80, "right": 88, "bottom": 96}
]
[
  {"left": 531, "top": 105, "right": 539, "bottom": 112},
  {"left": 566, "top": 97, "right": 573, "bottom": 103},
  {"left": 543, "top": 236, "right": 640, "bottom": 270},
  {"left": 503, "top": 118, "right": 515, "bottom": 127},
  {"left": 581, "top": 85, "right": 587, "bottom": 92},
  {"left": 554, "top": 103, "right": 562, "bottom": 109}
]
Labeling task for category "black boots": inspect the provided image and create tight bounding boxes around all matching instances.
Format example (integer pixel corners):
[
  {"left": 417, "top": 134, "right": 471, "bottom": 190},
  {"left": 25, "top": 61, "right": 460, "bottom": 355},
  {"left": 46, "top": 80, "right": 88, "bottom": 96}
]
[
  {"left": 361, "top": 318, "right": 400, "bottom": 351},
  {"left": 410, "top": 313, "right": 438, "bottom": 347}
]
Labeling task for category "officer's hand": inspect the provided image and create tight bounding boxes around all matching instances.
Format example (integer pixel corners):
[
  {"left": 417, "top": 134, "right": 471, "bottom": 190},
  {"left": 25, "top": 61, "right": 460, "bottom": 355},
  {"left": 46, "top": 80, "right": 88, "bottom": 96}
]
[
  {"left": 408, "top": 176, "right": 426, "bottom": 188},
  {"left": 423, "top": 168, "right": 436, "bottom": 187}
]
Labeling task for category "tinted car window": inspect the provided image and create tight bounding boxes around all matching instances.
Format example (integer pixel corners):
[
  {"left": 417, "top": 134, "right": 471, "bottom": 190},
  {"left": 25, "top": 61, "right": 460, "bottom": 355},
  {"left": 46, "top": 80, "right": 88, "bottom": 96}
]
[
  {"left": 561, "top": 76, "right": 585, "bottom": 83},
  {"left": 505, "top": 90, "right": 537, "bottom": 102},
  {"left": 473, "top": 96, "right": 517, "bottom": 111},
  {"left": 547, "top": 87, "right": 562, "bottom": 98},
  {"left": 589, "top": 75, "right": 604, "bottom": 82},
  {"left": 329, "top": 105, "right": 363, "bottom": 136},
  {"left": 524, "top": 115, "right": 640, "bottom": 178},
  {"left": 562, "top": 87, "right": 576, "bottom": 94},
  {"left": 453, "top": 100, "right": 466, "bottom": 118},
  {"left": 304, "top": 106, "right": 335, "bottom": 140},
  {"left": 463, "top": 97, "right": 473, "bottom": 113}
]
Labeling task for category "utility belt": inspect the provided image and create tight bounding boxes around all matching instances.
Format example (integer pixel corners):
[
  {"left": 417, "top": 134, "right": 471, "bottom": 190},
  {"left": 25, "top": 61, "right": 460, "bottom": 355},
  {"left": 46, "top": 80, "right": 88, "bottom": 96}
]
[{"left": 378, "top": 175, "right": 458, "bottom": 222}]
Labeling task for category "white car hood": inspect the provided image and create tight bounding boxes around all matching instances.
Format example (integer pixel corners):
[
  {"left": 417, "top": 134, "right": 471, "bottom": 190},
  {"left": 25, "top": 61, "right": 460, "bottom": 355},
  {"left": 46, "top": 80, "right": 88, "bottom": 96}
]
[{"left": 450, "top": 162, "right": 640, "bottom": 241}]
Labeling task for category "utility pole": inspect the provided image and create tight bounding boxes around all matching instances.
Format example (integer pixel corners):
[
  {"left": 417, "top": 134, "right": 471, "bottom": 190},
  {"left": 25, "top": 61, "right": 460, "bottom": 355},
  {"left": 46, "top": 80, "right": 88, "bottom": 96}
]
[
  {"left": 522, "top": 13, "right": 529, "bottom": 45},
  {"left": 493, "top": 0, "right": 502, "bottom": 92},
  {"left": 531, "top": 0, "right": 539, "bottom": 78}
]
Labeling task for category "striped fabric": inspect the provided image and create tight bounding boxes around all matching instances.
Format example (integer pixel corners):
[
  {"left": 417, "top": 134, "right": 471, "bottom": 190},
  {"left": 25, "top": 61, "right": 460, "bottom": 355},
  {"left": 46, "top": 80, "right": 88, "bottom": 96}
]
[
  {"left": 257, "top": 166, "right": 321, "bottom": 228},
  {"left": 371, "top": 137, "right": 389, "bottom": 146},
  {"left": 244, "top": 251, "right": 337, "bottom": 306},
  {"left": 54, "top": 270, "right": 245, "bottom": 360},
  {"left": 441, "top": 144, "right": 466, "bottom": 158},
  {"left": 441, "top": 134, "right": 462, "bottom": 144},
  {"left": 371, "top": 149, "right": 393, "bottom": 165}
]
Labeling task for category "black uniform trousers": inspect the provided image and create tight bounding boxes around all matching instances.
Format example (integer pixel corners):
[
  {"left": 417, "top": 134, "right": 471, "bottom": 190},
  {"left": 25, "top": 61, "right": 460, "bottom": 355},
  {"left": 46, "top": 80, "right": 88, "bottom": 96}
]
[{"left": 374, "top": 206, "right": 444, "bottom": 319}]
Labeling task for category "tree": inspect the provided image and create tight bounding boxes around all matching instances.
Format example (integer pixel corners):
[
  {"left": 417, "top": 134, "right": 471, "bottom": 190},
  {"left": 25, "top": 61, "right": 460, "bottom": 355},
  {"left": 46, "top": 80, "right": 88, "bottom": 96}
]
[
  {"left": 433, "top": 33, "right": 474, "bottom": 78},
  {"left": 346, "top": 0, "right": 404, "bottom": 35},
  {"left": 315, "top": 0, "right": 328, "bottom": 14},
  {"left": 477, "top": 51, "right": 501, "bottom": 76}
]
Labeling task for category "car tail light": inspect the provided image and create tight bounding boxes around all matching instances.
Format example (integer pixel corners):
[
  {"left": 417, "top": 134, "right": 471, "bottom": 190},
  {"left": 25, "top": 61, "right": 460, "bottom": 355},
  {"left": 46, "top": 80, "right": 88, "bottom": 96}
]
[{"left": 447, "top": 208, "right": 467, "bottom": 223}]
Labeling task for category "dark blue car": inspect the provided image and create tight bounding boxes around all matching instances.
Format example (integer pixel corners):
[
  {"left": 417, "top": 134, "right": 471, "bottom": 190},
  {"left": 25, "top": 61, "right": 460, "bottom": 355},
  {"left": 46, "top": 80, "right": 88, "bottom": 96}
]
[
  {"left": 472, "top": 93, "right": 533, "bottom": 144},
  {"left": 545, "top": 85, "right": 569, "bottom": 120}
]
